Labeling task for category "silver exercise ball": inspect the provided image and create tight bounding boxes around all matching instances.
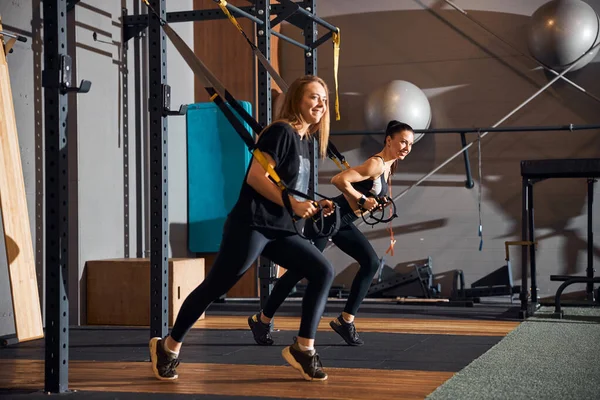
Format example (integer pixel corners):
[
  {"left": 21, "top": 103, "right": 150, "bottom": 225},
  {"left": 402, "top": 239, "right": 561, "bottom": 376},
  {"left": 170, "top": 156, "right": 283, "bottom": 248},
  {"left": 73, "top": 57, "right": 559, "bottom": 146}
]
[
  {"left": 528, "top": 0, "right": 600, "bottom": 72},
  {"left": 364, "top": 80, "right": 431, "bottom": 144}
]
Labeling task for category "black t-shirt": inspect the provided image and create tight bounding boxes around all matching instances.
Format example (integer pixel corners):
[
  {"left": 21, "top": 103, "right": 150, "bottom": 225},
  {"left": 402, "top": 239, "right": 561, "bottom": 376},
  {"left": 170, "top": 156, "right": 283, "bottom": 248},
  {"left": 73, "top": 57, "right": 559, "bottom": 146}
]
[{"left": 229, "top": 122, "right": 311, "bottom": 233}]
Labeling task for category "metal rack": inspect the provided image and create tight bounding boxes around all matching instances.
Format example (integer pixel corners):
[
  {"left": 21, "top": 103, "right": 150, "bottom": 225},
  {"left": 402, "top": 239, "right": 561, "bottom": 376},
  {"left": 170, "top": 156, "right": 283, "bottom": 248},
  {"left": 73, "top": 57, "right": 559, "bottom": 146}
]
[{"left": 42, "top": 0, "right": 336, "bottom": 392}]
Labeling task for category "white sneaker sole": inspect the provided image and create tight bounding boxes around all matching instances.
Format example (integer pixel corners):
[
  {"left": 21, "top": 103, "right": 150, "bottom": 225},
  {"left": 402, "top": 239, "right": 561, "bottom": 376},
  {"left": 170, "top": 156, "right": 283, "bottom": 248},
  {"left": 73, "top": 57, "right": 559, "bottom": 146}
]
[
  {"left": 282, "top": 346, "right": 327, "bottom": 382},
  {"left": 149, "top": 337, "right": 178, "bottom": 381}
]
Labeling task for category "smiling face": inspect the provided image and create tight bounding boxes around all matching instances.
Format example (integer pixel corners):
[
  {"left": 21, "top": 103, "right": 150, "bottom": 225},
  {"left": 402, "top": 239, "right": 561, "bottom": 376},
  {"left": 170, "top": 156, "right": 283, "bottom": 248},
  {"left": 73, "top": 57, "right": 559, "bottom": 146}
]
[
  {"left": 275, "top": 75, "right": 331, "bottom": 159},
  {"left": 386, "top": 129, "right": 414, "bottom": 160},
  {"left": 298, "top": 81, "right": 327, "bottom": 125}
]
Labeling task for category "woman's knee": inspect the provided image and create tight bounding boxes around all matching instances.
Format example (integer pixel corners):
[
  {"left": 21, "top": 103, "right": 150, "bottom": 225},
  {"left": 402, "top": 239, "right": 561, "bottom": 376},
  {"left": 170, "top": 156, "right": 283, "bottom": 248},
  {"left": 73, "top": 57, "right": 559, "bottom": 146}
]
[
  {"left": 317, "top": 260, "right": 335, "bottom": 285},
  {"left": 362, "top": 255, "right": 381, "bottom": 277}
]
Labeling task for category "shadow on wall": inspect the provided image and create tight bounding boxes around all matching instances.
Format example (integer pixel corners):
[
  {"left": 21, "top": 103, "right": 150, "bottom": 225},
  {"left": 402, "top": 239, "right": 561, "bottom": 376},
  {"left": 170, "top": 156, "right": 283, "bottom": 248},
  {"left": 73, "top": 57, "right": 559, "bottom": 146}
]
[
  {"left": 279, "top": 7, "right": 600, "bottom": 280},
  {"left": 169, "top": 223, "right": 194, "bottom": 258}
]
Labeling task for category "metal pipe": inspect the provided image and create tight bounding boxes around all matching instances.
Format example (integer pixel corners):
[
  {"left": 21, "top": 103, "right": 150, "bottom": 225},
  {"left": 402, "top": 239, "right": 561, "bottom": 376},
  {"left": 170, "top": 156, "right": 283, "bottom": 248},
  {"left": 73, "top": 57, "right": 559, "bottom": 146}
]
[
  {"left": 272, "top": 29, "right": 311, "bottom": 51},
  {"left": 220, "top": 1, "right": 264, "bottom": 25},
  {"left": 554, "top": 277, "right": 600, "bottom": 316},
  {"left": 0, "top": 30, "right": 28, "bottom": 42},
  {"left": 352, "top": 40, "right": 600, "bottom": 232},
  {"left": 527, "top": 182, "right": 537, "bottom": 309},
  {"left": 280, "top": 0, "right": 338, "bottom": 33},
  {"left": 587, "top": 178, "right": 596, "bottom": 300},
  {"left": 459, "top": 133, "right": 474, "bottom": 189},
  {"left": 165, "top": 7, "right": 257, "bottom": 23},
  {"left": 331, "top": 123, "right": 600, "bottom": 136},
  {"left": 520, "top": 178, "right": 529, "bottom": 318},
  {"left": 441, "top": 0, "right": 600, "bottom": 106}
]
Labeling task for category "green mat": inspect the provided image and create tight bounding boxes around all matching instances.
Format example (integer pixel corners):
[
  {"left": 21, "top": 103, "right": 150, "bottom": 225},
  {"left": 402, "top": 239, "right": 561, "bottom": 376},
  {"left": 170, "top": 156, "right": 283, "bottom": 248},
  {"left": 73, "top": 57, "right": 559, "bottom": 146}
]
[{"left": 428, "top": 307, "right": 600, "bottom": 400}]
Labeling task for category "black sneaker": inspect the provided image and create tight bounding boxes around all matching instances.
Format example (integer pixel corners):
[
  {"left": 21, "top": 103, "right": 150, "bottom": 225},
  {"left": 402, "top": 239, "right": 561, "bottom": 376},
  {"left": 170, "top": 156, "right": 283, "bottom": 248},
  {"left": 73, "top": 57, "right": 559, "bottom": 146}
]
[
  {"left": 248, "top": 313, "right": 274, "bottom": 345},
  {"left": 149, "top": 337, "right": 181, "bottom": 381},
  {"left": 330, "top": 315, "right": 364, "bottom": 346},
  {"left": 282, "top": 342, "right": 327, "bottom": 381}
]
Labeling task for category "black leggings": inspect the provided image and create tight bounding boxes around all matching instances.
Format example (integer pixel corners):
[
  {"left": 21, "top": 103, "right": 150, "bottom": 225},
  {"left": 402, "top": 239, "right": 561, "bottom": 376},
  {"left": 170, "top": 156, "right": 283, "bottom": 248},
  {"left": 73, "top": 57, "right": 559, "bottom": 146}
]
[
  {"left": 170, "top": 217, "right": 335, "bottom": 342},
  {"left": 263, "top": 220, "right": 380, "bottom": 318}
]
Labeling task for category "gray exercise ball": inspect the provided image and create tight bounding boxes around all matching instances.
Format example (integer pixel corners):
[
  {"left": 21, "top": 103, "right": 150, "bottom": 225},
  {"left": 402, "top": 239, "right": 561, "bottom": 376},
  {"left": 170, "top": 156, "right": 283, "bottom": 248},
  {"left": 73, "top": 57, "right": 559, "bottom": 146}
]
[
  {"left": 528, "top": 0, "right": 600, "bottom": 72},
  {"left": 364, "top": 80, "right": 431, "bottom": 144}
]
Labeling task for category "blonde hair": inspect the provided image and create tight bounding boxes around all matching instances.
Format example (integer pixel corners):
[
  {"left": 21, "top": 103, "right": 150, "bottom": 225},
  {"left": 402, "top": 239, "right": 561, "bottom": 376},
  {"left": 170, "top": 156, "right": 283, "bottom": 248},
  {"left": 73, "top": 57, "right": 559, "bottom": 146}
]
[{"left": 273, "top": 75, "right": 330, "bottom": 159}]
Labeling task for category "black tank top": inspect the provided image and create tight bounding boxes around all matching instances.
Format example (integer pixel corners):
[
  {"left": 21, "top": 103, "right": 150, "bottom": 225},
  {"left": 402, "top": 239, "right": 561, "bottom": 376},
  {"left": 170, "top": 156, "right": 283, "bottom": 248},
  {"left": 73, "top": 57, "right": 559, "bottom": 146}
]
[
  {"left": 332, "top": 156, "right": 389, "bottom": 225},
  {"left": 351, "top": 156, "right": 388, "bottom": 197}
]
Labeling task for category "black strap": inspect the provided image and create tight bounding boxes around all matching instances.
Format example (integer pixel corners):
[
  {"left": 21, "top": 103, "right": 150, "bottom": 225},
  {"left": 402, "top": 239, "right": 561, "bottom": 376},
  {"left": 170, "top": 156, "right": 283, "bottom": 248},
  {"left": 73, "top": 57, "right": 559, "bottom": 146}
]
[{"left": 359, "top": 195, "right": 398, "bottom": 226}]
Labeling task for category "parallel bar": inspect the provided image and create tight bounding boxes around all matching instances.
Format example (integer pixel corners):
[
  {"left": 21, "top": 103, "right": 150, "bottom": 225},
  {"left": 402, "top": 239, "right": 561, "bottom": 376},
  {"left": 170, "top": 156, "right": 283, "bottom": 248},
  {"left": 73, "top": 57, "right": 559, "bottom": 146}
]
[
  {"left": 459, "top": 133, "right": 474, "bottom": 189},
  {"left": 520, "top": 179, "right": 529, "bottom": 319},
  {"left": 42, "top": 0, "right": 70, "bottom": 393},
  {"left": 256, "top": 0, "right": 274, "bottom": 309},
  {"left": 148, "top": 0, "right": 169, "bottom": 339},
  {"left": 586, "top": 179, "right": 595, "bottom": 300},
  {"left": 133, "top": 1, "right": 145, "bottom": 258},
  {"left": 331, "top": 124, "right": 600, "bottom": 136},
  {"left": 527, "top": 183, "right": 537, "bottom": 310},
  {"left": 123, "top": 5, "right": 286, "bottom": 26},
  {"left": 219, "top": 1, "right": 264, "bottom": 25},
  {"left": 304, "top": 0, "right": 317, "bottom": 196},
  {"left": 122, "top": 8, "right": 130, "bottom": 258},
  {"left": 272, "top": 29, "right": 311, "bottom": 51},
  {"left": 0, "top": 30, "right": 28, "bottom": 42}
]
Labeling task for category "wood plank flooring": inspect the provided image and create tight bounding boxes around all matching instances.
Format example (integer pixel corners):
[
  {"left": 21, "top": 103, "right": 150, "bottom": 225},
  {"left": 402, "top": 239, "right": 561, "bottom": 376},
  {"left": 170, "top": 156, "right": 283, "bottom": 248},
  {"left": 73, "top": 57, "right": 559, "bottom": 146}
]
[
  {"left": 193, "top": 315, "right": 520, "bottom": 336},
  {"left": 0, "top": 359, "right": 454, "bottom": 400}
]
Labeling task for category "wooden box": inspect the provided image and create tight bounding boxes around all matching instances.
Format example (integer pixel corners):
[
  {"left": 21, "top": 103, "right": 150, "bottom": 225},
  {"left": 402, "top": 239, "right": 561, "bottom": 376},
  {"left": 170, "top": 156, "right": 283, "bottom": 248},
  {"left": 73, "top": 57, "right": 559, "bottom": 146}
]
[{"left": 86, "top": 258, "right": 205, "bottom": 326}]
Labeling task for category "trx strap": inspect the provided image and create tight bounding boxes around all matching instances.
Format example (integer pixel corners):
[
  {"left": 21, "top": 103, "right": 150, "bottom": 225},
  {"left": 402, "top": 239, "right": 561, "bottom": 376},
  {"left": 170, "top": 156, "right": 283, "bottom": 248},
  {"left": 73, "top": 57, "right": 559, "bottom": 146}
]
[
  {"left": 212, "top": 0, "right": 398, "bottom": 231},
  {"left": 358, "top": 195, "right": 398, "bottom": 226},
  {"left": 332, "top": 29, "right": 341, "bottom": 121},
  {"left": 215, "top": 0, "right": 289, "bottom": 93},
  {"left": 385, "top": 184, "right": 397, "bottom": 256},
  {"left": 215, "top": 0, "right": 345, "bottom": 171},
  {"left": 141, "top": 0, "right": 340, "bottom": 239},
  {"left": 170, "top": 0, "right": 388, "bottom": 232},
  {"left": 214, "top": 0, "right": 341, "bottom": 121},
  {"left": 326, "top": 140, "right": 350, "bottom": 171}
]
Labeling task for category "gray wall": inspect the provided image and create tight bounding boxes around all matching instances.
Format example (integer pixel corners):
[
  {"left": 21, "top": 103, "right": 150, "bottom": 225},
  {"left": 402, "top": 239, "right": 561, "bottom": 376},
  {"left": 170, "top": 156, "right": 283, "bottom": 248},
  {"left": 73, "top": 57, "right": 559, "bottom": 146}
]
[
  {"left": 0, "top": 0, "right": 41, "bottom": 337},
  {"left": 0, "top": 0, "right": 193, "bottom": 336},
  {"left": 279, "top": 0, "right": 600, "bottom": 298},
  {"left": 1, "top": 0, "right": 599, "bottom": 338}
]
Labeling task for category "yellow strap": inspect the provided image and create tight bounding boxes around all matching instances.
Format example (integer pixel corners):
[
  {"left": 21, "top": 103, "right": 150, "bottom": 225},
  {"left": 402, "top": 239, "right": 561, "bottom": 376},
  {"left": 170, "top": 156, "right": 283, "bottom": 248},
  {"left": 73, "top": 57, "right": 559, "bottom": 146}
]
[
  {"left": 253, "top": 149, "right": 286, "bottom": 191},
  {"left": 3, "top": 37, "right": 16, "bottom": 54},
  {"left": 332, "top": 28, "right": 341, "bottom": 121},
  {"left": 331, "top": 158, "right": 343, "bottom": 171},
  {"left": 342, "top": 161, "right": 351, "bottom": 169},
  {"left": 217, "top": 0, "right": 246, "bottom": 35}
]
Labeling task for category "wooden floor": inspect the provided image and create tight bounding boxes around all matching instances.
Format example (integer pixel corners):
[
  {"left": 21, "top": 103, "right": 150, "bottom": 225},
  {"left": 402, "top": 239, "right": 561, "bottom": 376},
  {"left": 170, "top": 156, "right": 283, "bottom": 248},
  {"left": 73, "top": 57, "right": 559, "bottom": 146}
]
[
  {"left": 0, "top": 316, "right": 520, "bottom": 398},
  {"left": 193, "top": 315, "right": 520, "bottom": 336},
  {"left": 0, "top": 359, "right": 454, "bottom": 400}
]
